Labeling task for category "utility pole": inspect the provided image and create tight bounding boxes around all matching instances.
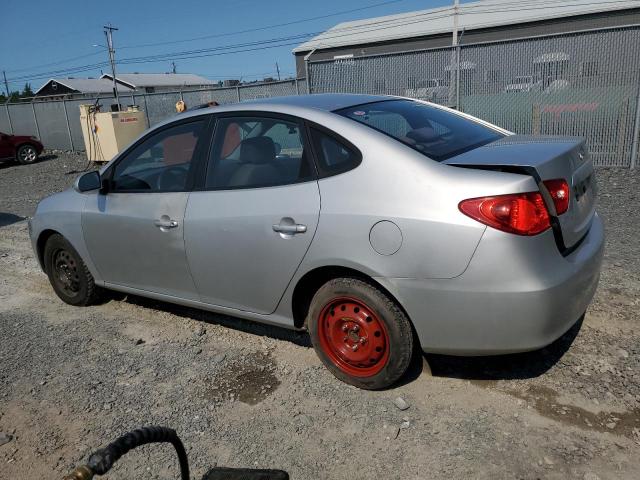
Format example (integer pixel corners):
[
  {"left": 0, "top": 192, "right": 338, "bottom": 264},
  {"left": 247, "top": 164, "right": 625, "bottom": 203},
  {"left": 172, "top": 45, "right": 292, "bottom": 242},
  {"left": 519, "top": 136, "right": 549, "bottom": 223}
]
[
  {"left": 104, "top": 23, "right": 120, "bottom": 111},
  {"left": 275, "top": 62, "right": 281, "bottom": 81},
  {"left": 448, "top": 0, "right": 460, "bottom": 108},
  {"left": 2, "top": 71, "right": 9, "bottom": 99},
  {"left": 171, "top": 61, "right": 177, "bottom": 74},
  {"left": 452, "top": 0, "right": 459, "bottom": 46}
]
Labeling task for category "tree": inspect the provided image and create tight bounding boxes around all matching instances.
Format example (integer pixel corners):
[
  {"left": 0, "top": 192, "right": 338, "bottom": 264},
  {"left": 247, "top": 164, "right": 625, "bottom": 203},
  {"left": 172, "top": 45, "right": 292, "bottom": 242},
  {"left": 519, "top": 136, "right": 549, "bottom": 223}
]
[
  {"left": 21, "top": 83, "right": 34, "bottom": 98},
  {"left": 8, "top": 91, "right": 20, "bottom": 103}
]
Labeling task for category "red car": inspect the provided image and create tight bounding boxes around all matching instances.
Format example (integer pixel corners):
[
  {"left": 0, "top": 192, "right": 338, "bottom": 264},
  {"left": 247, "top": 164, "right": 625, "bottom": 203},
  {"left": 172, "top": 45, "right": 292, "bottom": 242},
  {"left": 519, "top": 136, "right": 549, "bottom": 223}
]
[{"left": 0, "top": 131, "right": 44, "bottom": 164}]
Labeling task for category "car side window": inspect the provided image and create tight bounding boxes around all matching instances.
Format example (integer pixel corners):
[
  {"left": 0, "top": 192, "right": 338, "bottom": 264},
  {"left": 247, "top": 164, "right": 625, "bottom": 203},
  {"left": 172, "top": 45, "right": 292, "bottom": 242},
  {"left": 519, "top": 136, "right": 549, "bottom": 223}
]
[
  {"left": 205, "top": 116, "right": 314, "bottom": 189},
  {"left": 112, "top": 119, "right": 205, "bottom": 192},
  {"left": 309, "top": 128, "right": 361, "bottom": 177}
]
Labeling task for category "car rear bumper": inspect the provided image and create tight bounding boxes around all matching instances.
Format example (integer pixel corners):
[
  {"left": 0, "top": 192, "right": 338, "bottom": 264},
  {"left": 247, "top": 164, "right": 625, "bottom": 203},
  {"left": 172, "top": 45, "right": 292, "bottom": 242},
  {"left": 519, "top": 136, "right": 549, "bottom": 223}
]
[{"left": 378, "top": 213, "right": 604, "bottom": 355}]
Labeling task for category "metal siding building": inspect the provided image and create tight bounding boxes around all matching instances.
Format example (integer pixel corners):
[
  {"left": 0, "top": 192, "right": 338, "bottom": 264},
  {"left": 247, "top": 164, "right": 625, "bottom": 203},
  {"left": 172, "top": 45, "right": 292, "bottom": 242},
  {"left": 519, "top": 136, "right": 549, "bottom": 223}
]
[
  {"left": 101, "top": 73, "right": 216, "bottom": 93},
  {"left": 293, "top": 0, "right": 640, "bottom": 77},
  {"left": 34, "top": 78, "right": 134, "bottom": 99},
  {"left": 35, "top": 74, "right": 216, "bottom": 99}
]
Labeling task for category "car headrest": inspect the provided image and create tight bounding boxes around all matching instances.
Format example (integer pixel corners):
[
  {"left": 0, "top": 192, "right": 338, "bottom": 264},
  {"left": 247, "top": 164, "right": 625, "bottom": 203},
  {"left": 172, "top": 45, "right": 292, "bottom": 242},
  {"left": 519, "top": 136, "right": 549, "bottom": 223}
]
[
  {"left": 406, "top": 127, "right": 440, "bottom": 143},
  {"left": 238, "top": 136, "right": 276, "bottom": 164}
]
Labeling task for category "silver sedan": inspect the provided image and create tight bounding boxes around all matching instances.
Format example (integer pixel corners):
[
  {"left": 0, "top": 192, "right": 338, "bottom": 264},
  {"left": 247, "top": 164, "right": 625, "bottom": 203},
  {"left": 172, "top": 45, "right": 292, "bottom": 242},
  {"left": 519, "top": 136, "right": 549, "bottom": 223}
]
[{"left": 29, "top": 94, "right": 604, "bottom": 389}]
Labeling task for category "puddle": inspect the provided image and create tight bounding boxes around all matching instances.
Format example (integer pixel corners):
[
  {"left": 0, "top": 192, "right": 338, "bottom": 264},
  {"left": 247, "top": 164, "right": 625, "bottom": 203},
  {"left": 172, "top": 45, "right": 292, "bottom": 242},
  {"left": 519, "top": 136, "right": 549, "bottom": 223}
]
[
  {"left": 205, "top": 351, "right": 280, "bottom": 406},
  {"left": 474, "top": 381, "right": 640, "bottom": 438}
]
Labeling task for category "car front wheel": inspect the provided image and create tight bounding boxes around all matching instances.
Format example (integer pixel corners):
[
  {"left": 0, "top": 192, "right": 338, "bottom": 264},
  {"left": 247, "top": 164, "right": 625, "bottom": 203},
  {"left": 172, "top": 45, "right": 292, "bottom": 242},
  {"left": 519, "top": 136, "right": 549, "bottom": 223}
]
[
  {"left": 308, "top": 277, "right": 414, "bottom": 390},
  {"left": 43, "top": 234, "right": 101, "bottom": 306},
  {"left": 16, "top": 144, "right": 39, "bottom": 165}
]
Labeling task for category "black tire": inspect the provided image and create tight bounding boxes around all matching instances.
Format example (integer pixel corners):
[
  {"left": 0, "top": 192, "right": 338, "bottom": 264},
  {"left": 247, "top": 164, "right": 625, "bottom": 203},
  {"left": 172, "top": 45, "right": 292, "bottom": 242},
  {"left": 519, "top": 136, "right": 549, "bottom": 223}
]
[
  {"left": 43, "top": 234, "right": 101, "bottom": 306},
  {"left": 307, "top": 277, "right": 414, "bottom": 390},
  {"left": 16, "top": 144, "right": 39, "bottom": 165}
]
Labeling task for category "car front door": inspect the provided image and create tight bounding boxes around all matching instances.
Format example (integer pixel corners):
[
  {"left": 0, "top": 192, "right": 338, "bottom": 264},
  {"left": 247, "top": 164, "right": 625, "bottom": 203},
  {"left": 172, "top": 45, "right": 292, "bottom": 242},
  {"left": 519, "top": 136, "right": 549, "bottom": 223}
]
[
  {"left": 82, "top": 116, "right": 209, "bottom": 299},
  {"left": 184, "top": 114, "right": 320, "bottom": 315}
]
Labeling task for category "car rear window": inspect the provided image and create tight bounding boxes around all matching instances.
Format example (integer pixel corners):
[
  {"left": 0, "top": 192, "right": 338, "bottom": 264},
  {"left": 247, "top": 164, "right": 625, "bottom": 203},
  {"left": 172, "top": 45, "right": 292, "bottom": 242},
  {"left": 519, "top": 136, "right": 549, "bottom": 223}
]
[{"left": 336, "top": 99, "right": 504, "bottom": 162}]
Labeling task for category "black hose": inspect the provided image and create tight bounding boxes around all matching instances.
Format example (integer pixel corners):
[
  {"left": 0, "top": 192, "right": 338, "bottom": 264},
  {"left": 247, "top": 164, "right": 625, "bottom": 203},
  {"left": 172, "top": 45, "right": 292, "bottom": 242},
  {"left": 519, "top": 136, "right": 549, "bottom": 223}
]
[{"left": 86, "top": 426, "right": 189, "bottom": 480}]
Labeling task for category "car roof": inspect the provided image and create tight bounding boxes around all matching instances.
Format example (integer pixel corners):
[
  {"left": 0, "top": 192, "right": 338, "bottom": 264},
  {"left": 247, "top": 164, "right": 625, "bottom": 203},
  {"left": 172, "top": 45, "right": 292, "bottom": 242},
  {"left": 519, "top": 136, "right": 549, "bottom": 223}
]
[
  {"left": 238, "top": 93, "right": 391, "bottom": 111},
  {"left": 178, "top": 93, "right": 393, "bottom": 121}
]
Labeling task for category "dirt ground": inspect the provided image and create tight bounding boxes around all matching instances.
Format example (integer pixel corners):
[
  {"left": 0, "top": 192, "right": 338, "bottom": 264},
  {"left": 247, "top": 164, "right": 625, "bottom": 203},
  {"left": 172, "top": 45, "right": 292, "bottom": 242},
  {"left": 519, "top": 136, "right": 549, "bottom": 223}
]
[{"left": 0, "top": 153, "right": 638, "bottom": 480}]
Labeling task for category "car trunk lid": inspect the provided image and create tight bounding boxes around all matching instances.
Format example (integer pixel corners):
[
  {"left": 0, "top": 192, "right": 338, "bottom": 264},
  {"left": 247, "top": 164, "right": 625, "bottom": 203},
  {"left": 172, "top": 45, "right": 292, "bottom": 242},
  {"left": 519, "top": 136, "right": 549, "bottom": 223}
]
[{"left": 445, "top": 135, "right": 596, "bottom": 251}]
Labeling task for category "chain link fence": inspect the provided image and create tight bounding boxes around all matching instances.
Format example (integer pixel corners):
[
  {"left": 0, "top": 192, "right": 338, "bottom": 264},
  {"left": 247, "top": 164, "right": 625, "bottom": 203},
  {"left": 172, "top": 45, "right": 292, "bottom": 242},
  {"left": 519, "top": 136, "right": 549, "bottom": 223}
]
[
  {"left": 308, "top": 25, "right": 640, "bottom": 168},
  {"left": 2, "top": 26, "right": 640, "bottom": 168},
  {"left": 0, "top": 78, "right": 306, "bottom": 153}
]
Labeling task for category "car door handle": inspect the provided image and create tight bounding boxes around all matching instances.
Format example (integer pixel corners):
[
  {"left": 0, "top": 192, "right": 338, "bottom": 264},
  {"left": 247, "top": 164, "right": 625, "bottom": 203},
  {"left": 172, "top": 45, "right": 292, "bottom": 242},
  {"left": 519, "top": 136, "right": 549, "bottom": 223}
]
[
  {"left": 154, "top": 219, "right": 179, "bottom": 229},
  {"left": 272, "top": 223, "right": 307, "bottom": 234}
]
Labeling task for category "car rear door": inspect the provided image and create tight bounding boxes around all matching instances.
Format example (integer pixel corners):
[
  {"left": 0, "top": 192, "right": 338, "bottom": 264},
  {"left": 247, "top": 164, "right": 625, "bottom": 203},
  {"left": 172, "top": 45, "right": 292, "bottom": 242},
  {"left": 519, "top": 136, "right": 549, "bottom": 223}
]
[
  {"left": 82, "top": 116, "right": 210, "bottom": 299},
  {"left": 184, "top": 113, "right": 320, "bottom": 314}
]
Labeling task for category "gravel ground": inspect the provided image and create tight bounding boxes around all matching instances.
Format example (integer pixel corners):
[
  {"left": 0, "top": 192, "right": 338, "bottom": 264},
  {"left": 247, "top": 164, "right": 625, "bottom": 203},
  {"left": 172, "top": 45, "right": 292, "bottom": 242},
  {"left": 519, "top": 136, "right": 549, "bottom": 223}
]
[{"left": 0, "top": 153, "right": 639, "bottom": 479}]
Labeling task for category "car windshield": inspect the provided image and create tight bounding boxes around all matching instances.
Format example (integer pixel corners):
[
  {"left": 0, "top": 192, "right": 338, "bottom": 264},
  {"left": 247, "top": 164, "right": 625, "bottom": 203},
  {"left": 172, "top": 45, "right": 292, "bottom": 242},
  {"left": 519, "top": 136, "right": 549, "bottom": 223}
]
[{"left": 336, "top": 99, "right": 504, "bottom": 162}]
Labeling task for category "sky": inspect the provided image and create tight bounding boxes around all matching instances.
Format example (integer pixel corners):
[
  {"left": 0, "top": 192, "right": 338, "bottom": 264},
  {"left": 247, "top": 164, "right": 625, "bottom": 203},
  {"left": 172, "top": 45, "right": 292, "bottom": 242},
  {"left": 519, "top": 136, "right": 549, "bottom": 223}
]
[{"left": 0, "top": 0, "right": 455, "bottom": 93}]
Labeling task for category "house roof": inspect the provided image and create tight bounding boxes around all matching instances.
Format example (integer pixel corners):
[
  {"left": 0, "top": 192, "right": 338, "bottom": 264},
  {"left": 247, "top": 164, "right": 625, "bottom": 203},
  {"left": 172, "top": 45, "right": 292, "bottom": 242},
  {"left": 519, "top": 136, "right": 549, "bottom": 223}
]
[
  {"left": 293, "top": 0, "right": 640, "bottom": 53},
  {"left": 100, "top": 73, "right": 215, "bottom": 88},
  {"left": 35, "top": 78, "right": 134, "bottom": 95}
]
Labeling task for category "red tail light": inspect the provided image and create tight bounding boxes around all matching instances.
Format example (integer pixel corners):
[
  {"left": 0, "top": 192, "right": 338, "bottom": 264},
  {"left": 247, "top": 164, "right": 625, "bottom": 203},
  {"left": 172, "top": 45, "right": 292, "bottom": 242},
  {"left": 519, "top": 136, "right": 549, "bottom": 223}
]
[
  {"left": 543, "top": 179, "right": 570, "bottom": 215},
  {"left": 459, "top": 192, "right": 551, "bottom": 236}
]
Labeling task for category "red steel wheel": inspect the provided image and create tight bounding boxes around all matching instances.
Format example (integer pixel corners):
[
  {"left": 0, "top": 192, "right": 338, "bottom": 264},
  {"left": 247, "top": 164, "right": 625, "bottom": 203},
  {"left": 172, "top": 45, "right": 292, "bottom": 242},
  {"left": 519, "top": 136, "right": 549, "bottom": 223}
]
[
  {"left": 309, "top": 277, "right": 415, "bottom": 389},
  {"left": 317, "top": 296, "right": 390, "bottom": 378}
]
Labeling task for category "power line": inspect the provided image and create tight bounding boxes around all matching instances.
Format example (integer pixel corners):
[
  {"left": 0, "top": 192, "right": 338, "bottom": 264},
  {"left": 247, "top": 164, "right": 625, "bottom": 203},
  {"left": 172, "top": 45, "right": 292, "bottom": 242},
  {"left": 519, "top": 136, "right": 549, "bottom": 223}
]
[
  {"left": 119, "top": 0, "right": 406, "bottom": 50},
  {"left": 113, "top": 9, "right": 459, "bottom": 65},
  {"left": 4, "top": 51, "right": 103, "bottom": 74},
  {"left": 4, "top": 0, "right": 460, "bottom": 82},
  {"left": 3, "top": 1, "right": 406, "bottom": 78},
  {"left": 7, "top": 62, "right": 111, "bottom": 83},
  {"left": 3, "top": 1, "right": 408, "bottom": 82},
  {"left": 108, "top": 7, "right": 462, "bottom": 66},
  {"left": 5, "top": 0, "right": 633, "bottom": 85},
  {"left": 122, "top": 40, "right": 312, "bottom": 65},
  {"left": 118, "top": 33, "right": 315, "bottom": 64},
  {"left": 6, "top": 33, "right": 316, "bottom": 82}
]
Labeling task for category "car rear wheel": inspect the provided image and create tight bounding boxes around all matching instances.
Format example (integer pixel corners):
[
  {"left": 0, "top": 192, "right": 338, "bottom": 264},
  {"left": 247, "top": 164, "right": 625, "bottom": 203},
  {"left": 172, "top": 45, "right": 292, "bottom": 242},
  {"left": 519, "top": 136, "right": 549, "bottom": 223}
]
[
  {"left": 308, "top": 277, "right": 414, "bottom": 390},
  {"left": 44, "top": 234, "right": 101, "bottom": 306},
  {"left": 16, "top": 144, "right": 38, "bottom": 165}
]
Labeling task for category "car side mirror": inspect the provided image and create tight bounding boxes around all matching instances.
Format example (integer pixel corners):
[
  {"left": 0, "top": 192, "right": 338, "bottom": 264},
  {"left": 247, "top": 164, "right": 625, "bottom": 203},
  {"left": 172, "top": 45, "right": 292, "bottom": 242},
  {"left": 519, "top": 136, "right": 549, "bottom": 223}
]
[{"left": 74, "top": 171, "right": 102, "bottom": 193}]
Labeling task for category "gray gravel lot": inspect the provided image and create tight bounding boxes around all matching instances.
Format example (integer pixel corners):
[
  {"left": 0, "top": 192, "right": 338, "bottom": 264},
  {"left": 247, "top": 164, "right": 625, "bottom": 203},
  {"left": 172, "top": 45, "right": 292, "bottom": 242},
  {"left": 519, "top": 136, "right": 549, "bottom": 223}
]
[{"left": 0, "top": 152, "right": 639, "bottom": 479}]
